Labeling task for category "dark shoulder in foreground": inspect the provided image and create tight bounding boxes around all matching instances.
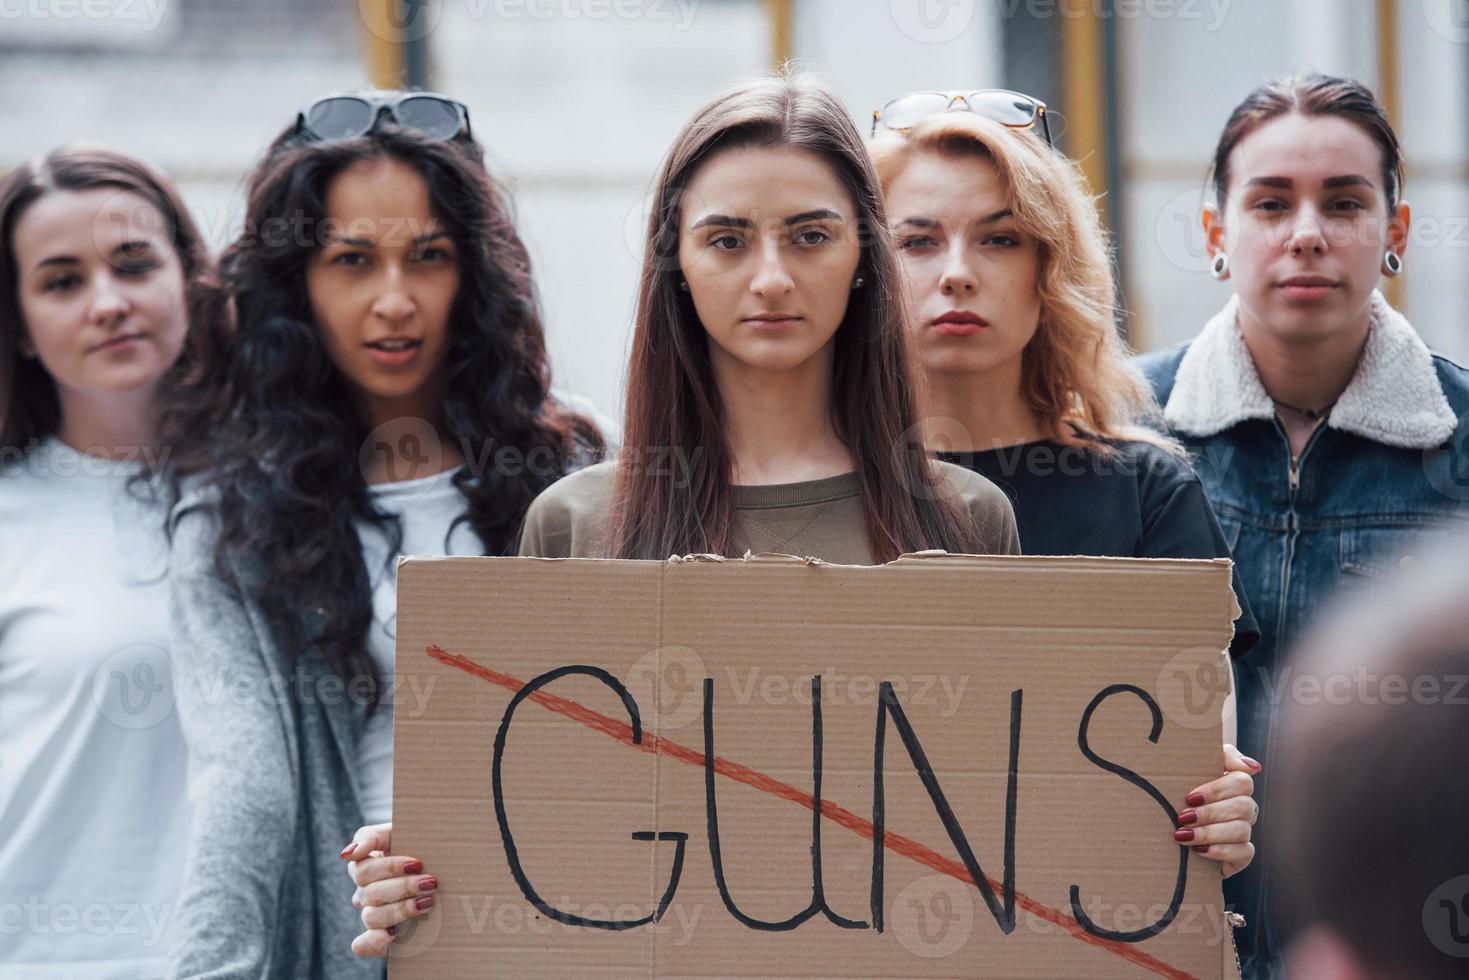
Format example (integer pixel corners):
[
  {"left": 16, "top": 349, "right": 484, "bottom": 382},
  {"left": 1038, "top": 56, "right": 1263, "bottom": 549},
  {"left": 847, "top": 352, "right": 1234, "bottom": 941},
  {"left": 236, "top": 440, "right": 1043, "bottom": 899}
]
[{"left": 931, "top": 459, "right": 1021, "bottom": 556}]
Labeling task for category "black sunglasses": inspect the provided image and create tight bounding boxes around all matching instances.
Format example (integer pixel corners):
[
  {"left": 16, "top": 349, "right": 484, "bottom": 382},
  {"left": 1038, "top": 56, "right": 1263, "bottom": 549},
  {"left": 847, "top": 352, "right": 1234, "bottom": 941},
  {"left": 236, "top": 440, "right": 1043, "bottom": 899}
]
[{"left": 294, "top": 92, "right": 472, "bottom": 143}]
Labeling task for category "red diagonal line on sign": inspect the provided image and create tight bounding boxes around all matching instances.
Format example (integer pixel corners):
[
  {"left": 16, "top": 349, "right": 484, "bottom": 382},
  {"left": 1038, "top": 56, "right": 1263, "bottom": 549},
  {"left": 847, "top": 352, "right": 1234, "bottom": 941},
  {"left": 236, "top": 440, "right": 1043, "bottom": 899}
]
[{"left": 426, "top": 644, "right": 1197, "bottom": 980}]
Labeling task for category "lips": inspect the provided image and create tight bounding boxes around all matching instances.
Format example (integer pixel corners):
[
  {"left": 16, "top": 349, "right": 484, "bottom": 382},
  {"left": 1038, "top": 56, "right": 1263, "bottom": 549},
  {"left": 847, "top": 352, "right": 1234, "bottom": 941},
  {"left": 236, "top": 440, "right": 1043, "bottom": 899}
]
[
  {"left": 931, "top": 311, "right": 988, "bottom": 337},
  {"left": 743, "top": 314, "right": 802, "bottom": 330},
  {"left": 1277, "top": 276, "right": 1339, "bottom": 302},
  {"left": 89, "top": 334, "right": 146, "bottom": 353},
  {"left": 364, "top": 336, "right": 423, "bottom": 366}
]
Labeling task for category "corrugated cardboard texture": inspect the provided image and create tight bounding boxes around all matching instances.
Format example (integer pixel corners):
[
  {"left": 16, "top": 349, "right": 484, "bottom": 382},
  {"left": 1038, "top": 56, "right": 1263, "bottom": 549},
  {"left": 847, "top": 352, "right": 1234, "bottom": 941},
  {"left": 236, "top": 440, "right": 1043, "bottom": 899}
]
[{"left": 390, "top": 554, "right": 1241, "bottom": 979}]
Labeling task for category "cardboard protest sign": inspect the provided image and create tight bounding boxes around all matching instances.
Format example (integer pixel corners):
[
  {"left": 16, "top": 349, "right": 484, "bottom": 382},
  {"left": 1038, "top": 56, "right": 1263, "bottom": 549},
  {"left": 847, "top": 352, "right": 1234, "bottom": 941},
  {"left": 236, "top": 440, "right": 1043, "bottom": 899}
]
[{"left": 389, "top": 554, "right": 1241, "bottom": 978}]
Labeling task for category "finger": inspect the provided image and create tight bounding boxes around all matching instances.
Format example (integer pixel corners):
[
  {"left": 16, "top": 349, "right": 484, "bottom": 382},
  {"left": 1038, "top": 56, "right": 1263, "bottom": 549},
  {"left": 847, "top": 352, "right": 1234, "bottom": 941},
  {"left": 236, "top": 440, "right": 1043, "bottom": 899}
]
[
  {"left": 1221, "top": 744, "right": 1263, "bottom": 774},
  {"left": 362, "top": 892, "right": 437, "bottom": 932},
  {"left": 1183, "top": 770, "right": 1254, "bottom": 808},
  {"left": 1191, "top": 842, "right": 1255, "bottom": 875},
  {"left": 1177, "top": 795, "right": 1258, "bottom": 830},
  {"left": 349, "top": 853, "right": 426, "bottom": 889},
  {"left": 360, "top": 871, "right": 438, "bottom": 911},
  {"left": 351, "top": 926, "right": 397, "bottom": 958},
  {"left": 341, "top": 822, "right": 393, "bottom": 861},
  {"left": 1172, "top": 818, "right": 1252, "bottom": 847}
]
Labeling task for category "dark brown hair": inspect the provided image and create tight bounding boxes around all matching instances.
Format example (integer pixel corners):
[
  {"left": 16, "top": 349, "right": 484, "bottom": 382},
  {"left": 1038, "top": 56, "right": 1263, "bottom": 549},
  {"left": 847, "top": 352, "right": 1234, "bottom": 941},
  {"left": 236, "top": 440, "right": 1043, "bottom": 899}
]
[
  {"left": 0, "top": 147, "right": 215, "bottom": 451},
  {"left": 1210, "top": 73, "right": 1404, "bottom": 209},
  {"left": 610, "top": 70, "right": 979, "bottom": 562}
]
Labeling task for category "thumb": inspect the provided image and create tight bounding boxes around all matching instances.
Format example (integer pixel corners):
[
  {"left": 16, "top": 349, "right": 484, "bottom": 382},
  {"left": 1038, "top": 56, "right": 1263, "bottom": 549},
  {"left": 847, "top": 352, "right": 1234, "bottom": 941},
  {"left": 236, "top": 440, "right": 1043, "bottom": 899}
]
[{"left": 341, "top": 822, "right": 393, "bottom": 861}]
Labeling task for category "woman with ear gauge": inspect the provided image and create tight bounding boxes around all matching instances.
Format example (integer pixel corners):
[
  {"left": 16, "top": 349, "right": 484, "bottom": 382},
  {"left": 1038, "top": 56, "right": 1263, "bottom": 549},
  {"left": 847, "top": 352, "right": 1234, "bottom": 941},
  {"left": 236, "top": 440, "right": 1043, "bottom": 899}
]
[{"left": 1135, "top": 73, "right": 1469, "bottom": 978}]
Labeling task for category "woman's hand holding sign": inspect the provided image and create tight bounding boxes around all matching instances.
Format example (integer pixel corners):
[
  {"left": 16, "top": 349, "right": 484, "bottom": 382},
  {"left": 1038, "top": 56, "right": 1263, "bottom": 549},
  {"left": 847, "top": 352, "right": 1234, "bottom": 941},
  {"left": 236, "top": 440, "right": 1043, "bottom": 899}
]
[
  {"left": 341, "top": 823, "right": 435, "bottom": 958},
  {"left": 1178, "top": 744, "right": 1260, "bottom": 879}
]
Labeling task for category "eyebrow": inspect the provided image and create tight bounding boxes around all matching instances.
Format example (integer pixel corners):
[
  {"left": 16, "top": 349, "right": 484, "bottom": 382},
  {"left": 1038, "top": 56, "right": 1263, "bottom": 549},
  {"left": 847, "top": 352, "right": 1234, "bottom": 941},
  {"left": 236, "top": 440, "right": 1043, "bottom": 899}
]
[
  {"left": 896, "top": 207, "right": 1014, "bottom": 229},
  {"left": 690, "top": 209, "right": 844, "bottom": 231},
  {"left": 326, "top": 232, "right": 450, "bottom": 247},
  {"left": 31, "top": 238, "right": 154, "bottom": 272},
  {"left": 1243, "top": 175, "right": 1376, "bottom": 190}
]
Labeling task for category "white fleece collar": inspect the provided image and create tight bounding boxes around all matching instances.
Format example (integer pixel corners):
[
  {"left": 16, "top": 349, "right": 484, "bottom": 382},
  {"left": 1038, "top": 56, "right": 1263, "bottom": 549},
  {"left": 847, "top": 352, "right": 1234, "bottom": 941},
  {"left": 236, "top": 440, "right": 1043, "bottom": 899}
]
[{"left": 1164, "top": 290, "right": 1457, "bottom": 449}]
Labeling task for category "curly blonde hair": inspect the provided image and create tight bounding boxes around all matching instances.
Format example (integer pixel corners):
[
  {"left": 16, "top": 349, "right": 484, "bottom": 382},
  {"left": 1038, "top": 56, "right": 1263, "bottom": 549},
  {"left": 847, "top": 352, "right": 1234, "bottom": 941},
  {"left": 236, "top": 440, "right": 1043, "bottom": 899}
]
[{"left": 869, "top": 113, "right": 1177, "bottom": 455}]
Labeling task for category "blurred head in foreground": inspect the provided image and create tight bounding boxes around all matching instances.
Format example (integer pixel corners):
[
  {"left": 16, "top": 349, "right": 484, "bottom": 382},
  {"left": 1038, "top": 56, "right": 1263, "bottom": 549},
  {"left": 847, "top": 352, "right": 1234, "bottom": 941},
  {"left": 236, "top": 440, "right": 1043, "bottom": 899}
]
[{"left": 1275, "top": 535, "right": 1469, "bottom": 979}]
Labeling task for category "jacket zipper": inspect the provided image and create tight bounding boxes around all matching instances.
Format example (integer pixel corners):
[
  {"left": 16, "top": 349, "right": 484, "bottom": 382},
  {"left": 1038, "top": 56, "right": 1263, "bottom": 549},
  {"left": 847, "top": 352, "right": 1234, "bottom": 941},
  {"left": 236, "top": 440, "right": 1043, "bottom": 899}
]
[{"left": 1257, "top": 419, "right": 1325, "bottom": 960}]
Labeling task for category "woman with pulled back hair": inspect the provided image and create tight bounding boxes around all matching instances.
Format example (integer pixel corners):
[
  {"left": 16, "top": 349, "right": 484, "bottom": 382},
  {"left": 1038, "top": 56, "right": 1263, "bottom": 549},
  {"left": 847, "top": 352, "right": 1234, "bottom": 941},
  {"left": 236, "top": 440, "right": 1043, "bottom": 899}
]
[
  {"left": 161, "top": 91, "right": 605, "bottom": 976},
  {"left": 1136, "top": 73, "right": 1469, "bottom": 977}
]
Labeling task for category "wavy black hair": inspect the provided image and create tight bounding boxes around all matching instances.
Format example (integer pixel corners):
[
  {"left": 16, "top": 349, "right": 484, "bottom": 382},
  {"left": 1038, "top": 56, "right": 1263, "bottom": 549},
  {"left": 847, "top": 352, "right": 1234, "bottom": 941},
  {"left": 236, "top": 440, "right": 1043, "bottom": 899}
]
[{"left": 159, "top": 109, "right": 604, "bottom": 703}]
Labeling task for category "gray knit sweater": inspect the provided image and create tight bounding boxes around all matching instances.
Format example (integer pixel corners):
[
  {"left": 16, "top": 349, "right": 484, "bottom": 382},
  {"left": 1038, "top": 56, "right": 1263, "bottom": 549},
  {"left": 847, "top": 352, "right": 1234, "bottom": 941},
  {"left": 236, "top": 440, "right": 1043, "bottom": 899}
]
[{"left": 165, "top": 498, "right": 383, "bottom": 980}]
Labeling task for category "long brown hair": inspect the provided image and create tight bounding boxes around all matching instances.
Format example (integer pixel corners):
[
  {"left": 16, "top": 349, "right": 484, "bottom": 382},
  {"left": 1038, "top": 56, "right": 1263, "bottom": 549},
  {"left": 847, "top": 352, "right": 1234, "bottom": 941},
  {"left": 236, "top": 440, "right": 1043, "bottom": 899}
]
[
  {"left": 0, "top": 147, "right": 215, "bottom": 452},
  {"left": 610, "top": 70, "right": 978, "bottom": 562},
  {"left": 869, "top": 114, "right": 1179, "bottom": 456}
]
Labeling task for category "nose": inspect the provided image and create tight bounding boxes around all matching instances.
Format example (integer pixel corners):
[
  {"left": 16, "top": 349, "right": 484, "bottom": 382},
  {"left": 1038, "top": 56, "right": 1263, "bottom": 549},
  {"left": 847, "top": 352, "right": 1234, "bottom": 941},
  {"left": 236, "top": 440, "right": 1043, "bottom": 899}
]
[
  {"left": 87, "top": 271, "right": 133, "bottom": 328},
  {"left": 1284, "top": 205, "right": 1327, "bottom": 257},
  {"left": 369, "top": 264, "right": 417, "bottom": 323},
  {"left": 938, "top": 240, "right": 979, "bottom": 297},
  {"left": 748, "top": 238, "right": 795, "bottom": 300}
]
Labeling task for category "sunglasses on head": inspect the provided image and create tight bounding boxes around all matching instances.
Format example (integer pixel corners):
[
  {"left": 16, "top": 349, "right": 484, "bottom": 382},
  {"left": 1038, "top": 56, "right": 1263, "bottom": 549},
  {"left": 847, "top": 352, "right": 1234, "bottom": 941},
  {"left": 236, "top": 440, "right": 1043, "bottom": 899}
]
[
  {"left": 293, "top": 92, "right": 472, "bottom": 143},
  {"left": 871, "top": 89, "right": 1051, "bottom": 147}
]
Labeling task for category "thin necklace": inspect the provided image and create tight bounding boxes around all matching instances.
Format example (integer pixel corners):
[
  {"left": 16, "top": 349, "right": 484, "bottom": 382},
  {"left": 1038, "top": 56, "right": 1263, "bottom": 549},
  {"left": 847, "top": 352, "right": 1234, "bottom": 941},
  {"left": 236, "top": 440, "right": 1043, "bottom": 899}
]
[{"left": 1272, "top": 398, "right": 1335, "bottom": 421}]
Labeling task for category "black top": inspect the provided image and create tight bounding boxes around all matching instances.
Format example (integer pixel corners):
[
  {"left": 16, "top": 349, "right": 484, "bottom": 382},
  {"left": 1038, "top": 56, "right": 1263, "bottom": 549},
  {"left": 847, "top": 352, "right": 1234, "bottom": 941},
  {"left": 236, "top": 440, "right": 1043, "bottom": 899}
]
[{"left": 939, "top": 439, "right": 1260, "bottom": 656}]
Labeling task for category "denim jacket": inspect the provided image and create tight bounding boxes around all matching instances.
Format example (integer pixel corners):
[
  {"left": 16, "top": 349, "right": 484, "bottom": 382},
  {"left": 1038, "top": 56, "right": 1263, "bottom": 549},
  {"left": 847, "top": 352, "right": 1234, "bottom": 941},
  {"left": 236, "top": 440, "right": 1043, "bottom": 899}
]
[{"left": 1136, "top": 290, "right": 1469, "bottom": 977}]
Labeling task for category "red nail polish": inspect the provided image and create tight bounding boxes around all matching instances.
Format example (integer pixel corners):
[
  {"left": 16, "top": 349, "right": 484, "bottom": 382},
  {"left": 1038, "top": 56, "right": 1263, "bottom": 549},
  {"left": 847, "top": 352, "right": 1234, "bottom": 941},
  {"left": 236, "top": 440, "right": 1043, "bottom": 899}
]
[
  {"left": 417, "top": 875, "right": 438, "bottom": 893},
  {"left": 1173, "top": 828, "right": 1195, "bottom": 842},
  {"left": 1242, "top": 756, "right": 1262, "bottom": 771},
  {"left": 339, "top": 843, "right": 357, "bottom": 859},
  {"left": 1192, "top": 845, "right": 1209, "bottom": 853},
  {"left": 386, "top": 925, "right": 398, "bottom": 936},
  {"left": 1177, "top": 809, "right": 1198, "bottom": 826},
  {"left": 1186, "top": 792, "right": 1207, "bottom": 807},
  {"left": 403, "top": 860, "right": 424, "bottom": 875},
  {"left": 415, "top": 895, "right": 436, "bottom": 911}
]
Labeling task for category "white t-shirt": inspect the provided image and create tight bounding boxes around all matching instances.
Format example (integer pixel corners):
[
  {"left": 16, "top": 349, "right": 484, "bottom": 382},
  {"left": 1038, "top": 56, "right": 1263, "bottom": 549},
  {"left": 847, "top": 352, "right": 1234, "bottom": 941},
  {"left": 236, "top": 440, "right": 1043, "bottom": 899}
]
[
  {"left": 0, "top": 438, "right": 189, "bottom": 978},
  {"left": 355, "top": 466, "right": 478, "bottom": 825}
]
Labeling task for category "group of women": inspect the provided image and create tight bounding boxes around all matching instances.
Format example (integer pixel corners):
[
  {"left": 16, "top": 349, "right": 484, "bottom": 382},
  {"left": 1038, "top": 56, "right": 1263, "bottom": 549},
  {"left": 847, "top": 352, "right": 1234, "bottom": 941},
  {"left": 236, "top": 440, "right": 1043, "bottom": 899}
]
[{"left": 2, "top": 67, "right": 1464, "bottom": 980}]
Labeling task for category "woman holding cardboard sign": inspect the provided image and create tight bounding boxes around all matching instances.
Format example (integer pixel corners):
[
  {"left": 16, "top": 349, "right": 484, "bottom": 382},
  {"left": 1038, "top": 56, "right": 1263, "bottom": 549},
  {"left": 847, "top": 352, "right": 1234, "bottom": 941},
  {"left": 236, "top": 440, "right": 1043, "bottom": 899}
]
[
  {"left": 864, "top": 95, "right": 1259, "bottom": 880},
  {"left": 343, "top": 70, "right": 1021, "bottom": 956},
  {"left": 162, "top": 92, "right": 607, "bottom": 976}
]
